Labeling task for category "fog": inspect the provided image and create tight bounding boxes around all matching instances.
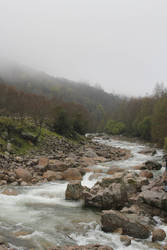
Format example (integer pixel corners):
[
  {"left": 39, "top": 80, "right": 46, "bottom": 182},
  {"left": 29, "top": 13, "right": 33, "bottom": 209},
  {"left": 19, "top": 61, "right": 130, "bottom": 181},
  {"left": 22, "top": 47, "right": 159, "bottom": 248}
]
[{"left": 0, "top": 0, "right": 167, "bottom": 96}]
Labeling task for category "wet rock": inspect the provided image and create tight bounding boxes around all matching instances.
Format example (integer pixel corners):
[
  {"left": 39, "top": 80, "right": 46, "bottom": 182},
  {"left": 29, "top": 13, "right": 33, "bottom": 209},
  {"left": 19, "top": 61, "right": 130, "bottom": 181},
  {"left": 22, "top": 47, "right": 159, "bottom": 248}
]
[
  {"left": 152, "top": 228, "right": 166, "bottom": 242},
  {"left": 100, "top": 173, "right": 124, "bottom": 187},
  {"left": 0, "top": 235, "right": 5, "bottom": 244},
  {"left": 65, "top": 181, "right": 84, "bottom": 200},
  {"left": 20, "top": 181, "right": 28, "bottom": 186},
  {"left": 144, "top": 161, "right": 162, "bottom": 170},
  {"left": 140, "top": 170, "right": 153, "bottom": 179},
  {"left": 43, "top": 170, "right": 63, "bottom": 181},
  {"left": 50, "top": 245, "right": 113, "bottom": 250},
  {"left": 120, "top": 235, "right": 131, "bottom": 246},
  {"left": 83, "top": 182, "right": 127, "bottom": 210},
  {"left": 123, "top": 172, "right": 138, "bottom": 196},
  {"left": 139, "top": 149, "right": 157, "bottom": 155},
  {"left": 138, "top": 190, "right": 167, "bottom": 211},
  {"left": 101, "top": 210, "right": 150, "bottom": 239},
  {"left": 15, "top": 168, "right": 32, "bottom": 182},
  {"left": 63, "top": 168, "right": 82, "bottom": 181}
]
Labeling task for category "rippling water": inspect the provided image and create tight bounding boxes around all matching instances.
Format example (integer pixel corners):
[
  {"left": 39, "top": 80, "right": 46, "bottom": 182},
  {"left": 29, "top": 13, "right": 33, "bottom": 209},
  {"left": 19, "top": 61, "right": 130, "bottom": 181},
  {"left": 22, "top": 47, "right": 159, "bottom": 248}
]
[{"left": 0, "top": 136, "right": 165, "bottom": 249}]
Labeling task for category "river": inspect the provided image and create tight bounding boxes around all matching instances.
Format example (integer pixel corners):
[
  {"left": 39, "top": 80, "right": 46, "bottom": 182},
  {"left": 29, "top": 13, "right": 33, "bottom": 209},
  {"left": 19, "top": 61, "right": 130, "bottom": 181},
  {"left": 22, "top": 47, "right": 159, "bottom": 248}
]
[{"left": 0, "top": 136, "right": 165, "bottom": 249}]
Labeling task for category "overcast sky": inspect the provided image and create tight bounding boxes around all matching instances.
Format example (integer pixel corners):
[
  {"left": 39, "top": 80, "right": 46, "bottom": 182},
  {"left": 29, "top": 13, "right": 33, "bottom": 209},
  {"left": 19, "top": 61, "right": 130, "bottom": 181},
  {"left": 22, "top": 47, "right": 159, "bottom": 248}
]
[{"left": 0, "top": 0, "right": 167, "bottom": 96}]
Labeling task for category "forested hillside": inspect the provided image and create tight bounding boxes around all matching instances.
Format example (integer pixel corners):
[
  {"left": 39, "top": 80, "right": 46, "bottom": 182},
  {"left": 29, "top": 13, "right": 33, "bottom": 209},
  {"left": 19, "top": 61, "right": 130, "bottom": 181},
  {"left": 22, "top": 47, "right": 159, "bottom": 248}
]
[
  {"left": 0, "top": 61, "right": 167, "bottom": 149},
  {"left": 0, "top": 61, "right": 123, "bottom": 131}
]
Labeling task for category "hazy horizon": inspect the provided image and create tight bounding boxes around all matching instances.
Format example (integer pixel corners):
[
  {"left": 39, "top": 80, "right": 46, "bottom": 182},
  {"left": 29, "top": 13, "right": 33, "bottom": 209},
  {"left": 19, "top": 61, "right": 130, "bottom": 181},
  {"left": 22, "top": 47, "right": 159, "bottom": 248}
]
[{"left": 0, "top": 0, "right": 167, "bottom": 96}]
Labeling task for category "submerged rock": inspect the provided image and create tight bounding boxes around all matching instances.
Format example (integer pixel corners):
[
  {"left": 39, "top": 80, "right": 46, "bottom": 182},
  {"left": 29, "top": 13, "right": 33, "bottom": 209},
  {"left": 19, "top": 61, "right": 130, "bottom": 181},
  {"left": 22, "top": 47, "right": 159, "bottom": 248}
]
[
  {"left": 49, "top": 245, "right": 113, "bottom": 250},
  {"left": 120, "top": 235, "right": 131, "bottom": 246},
  {"left": 144, "top": 161, "right": 162, "bottom": 170},
  {"left": 2, "top": 188, "right": 19, "bottom": 196}
]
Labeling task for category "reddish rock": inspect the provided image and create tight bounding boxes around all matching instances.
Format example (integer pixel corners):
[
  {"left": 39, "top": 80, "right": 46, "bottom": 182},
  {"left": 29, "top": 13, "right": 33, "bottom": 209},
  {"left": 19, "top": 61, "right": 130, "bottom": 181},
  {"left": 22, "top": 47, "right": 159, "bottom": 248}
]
[
  {"left": 38, "top": 157, "right": 49, "bottom": 170},
  {"left": 43, "top": 170, "right": 63, "bottom": 181},
  {"left": 80, "top": 157, "right": 95, "bottom": 167},
  {"left": 152, "top": 228, "right": 166, "bottom": 242},
  {"left": 15, "top": 168, "right": 32, "bottom": 182},
  {"left": 48, "top": 160, "right": 68, "bottom": 172},
  {"left": 120, "top": 235, "right": 131, "bottom": 246},
  {"left": 63, "top": 168, "right": 82, "bottom": 181},
  {"left": 140, "top": 170, "right": 153, "bottom": 179}
]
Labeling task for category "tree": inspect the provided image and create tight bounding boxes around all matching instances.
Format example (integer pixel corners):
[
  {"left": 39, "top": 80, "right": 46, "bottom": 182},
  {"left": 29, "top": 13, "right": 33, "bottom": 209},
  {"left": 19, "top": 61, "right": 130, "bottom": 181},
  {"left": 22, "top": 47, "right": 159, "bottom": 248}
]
[{"left": 105, "top": 119, "right": 125, "bottom": 135}]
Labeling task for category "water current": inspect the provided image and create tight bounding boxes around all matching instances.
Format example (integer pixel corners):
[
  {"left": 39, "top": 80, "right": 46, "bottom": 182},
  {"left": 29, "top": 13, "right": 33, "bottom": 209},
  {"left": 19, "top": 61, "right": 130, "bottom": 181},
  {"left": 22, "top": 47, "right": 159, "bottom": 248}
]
[{"left": 0, "top": 136, "right": 165, "bottom": 249}]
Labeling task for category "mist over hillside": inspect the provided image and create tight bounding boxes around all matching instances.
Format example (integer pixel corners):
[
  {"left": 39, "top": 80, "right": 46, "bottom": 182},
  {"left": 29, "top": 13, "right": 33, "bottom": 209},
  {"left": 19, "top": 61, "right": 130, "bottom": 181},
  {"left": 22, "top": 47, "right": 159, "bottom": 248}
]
[{"left": 0, "top": 59, "right": 122, "bottom": 117}]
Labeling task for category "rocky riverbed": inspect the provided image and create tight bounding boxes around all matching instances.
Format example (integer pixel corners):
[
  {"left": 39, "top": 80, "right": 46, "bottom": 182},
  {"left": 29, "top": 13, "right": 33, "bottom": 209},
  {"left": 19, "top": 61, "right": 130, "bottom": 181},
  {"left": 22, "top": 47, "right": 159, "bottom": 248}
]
[{"left": 0, "top": 134, "right": 166, "bottom": 250}]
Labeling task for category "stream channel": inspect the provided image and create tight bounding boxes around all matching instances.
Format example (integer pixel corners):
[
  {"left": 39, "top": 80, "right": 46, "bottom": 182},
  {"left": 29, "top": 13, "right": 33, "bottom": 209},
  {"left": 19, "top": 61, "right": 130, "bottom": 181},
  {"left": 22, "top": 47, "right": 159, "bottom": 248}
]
[{"left": 0, "top": 136, "right": 166, "bottom": 250}]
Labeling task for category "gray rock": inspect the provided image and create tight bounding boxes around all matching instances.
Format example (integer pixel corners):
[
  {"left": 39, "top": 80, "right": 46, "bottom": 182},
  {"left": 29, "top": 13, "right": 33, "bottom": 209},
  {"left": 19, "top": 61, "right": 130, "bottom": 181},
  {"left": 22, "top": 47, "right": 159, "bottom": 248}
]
[
  {"left": 101, "top": 210, "right": 150, "bottom": 239},
  {"left": 65, "top": 181, "right": 84, "bottom": 200}
]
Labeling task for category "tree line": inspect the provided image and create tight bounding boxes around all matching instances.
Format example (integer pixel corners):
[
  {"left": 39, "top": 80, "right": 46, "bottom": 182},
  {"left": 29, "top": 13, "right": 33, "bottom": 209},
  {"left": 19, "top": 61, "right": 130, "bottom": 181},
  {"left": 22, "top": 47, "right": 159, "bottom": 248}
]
[
  {"left": 0, "top": 80, "right": 90, "bottom": 139},
  {"left": 105, "top": 83, "right": 167, "bottom": 148}
]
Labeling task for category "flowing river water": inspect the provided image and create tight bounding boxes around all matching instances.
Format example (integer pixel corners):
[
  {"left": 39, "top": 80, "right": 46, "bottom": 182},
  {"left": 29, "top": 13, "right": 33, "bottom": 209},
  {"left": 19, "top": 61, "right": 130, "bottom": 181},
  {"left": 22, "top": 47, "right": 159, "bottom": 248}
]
[{"left": 0, "top": 136, "right": 166, "bottom": 250}]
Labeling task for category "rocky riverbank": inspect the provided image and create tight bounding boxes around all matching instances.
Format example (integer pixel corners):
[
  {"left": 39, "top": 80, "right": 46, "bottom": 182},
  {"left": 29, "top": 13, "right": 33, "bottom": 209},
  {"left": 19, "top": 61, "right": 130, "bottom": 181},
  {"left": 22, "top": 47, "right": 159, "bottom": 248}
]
[{"left": 0, "top": 134, "right": 130, "bottom": 187}]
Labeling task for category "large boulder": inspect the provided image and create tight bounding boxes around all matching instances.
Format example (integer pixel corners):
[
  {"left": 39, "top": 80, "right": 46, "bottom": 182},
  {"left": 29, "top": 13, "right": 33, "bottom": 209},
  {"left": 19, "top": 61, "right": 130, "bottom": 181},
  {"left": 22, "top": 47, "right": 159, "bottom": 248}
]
[
  {"left": 138, "top": 190, "right": 167, "bottom": 211},
  {"left": 63, "top": 168, "right": 82, "bottom": 181},
  {"left": 15, "top": 168, "right": 32, "bottom": 182},
  {"left": 83, "top": 182, "right": 127, "bottom": 210},
  {"left": 101, "top": 210, "right": 150, "bottom": 239},
  {"left": 152, "top": 228, "right": 166, "bottom": 242},
  {"left": 144, "top": 161, "right": 162, "bottom": 170},
  {"left": 65, "top": 181, "right": 84, "bottom": 200}
]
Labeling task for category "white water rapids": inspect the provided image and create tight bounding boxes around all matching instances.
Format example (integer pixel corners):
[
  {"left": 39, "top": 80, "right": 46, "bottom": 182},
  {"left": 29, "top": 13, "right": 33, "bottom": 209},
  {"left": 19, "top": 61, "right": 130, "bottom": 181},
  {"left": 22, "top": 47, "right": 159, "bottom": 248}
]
[{"left": 0, "top": 137, "right": 166, "bottom": 249}]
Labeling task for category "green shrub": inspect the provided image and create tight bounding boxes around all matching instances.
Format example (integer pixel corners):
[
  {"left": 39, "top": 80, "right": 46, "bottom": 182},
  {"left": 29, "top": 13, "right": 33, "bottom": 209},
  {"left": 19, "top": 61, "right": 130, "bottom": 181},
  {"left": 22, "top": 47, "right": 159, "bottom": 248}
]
[
  {"left": 137, "top": 116, "right": 151, "bottom": 140},
  {"left": 105, "top": 119, "right": 125, "bottom": 135}
]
